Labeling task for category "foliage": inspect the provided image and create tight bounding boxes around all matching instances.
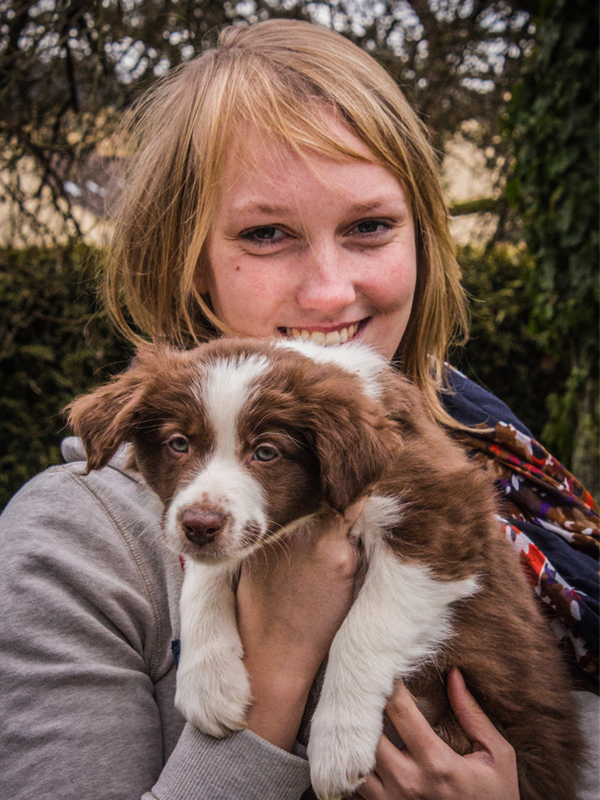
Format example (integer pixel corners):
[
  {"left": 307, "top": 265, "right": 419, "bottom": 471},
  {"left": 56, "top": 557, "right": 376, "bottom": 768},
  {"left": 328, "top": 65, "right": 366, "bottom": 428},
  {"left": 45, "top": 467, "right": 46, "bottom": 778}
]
[
  {"left": 503, "top": 0, "right": 599, "bottom": 493},
  {"left": 451, "top": 242, "right": 567, "bottom": 441},
  {"left": 0, "top": 0, "right": 535, "bottom": 244},
  {"left": 0, "top": 245, "right": 132, "bottom": 509},
  {"left": 1, "top": 1, "right": 596, "bottom": 502},
  {"left": 0, "top": 240, "right": 561, "bottom": 510}
]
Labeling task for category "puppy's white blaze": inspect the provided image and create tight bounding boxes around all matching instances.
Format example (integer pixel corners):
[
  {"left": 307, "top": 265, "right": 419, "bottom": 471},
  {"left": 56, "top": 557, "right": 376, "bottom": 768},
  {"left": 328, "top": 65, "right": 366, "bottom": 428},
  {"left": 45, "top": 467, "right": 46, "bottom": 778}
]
[
  {"left": 176, "top": 560, "right": 251, "bottom": 737},
  {"left": 197, "top": 354, "right": 269, "bottom": 456},
  {"left": 308, "top": 539, "right": 479, "bottom": 799},
  {"left": 277, "top": 339, "right": 386, "bottom": 400},
  {"left": 166, "top": 454, "right": 267, "bottom": 553},
  {"left": 351, "top": 495, "right": 405, "bottom": 545}
]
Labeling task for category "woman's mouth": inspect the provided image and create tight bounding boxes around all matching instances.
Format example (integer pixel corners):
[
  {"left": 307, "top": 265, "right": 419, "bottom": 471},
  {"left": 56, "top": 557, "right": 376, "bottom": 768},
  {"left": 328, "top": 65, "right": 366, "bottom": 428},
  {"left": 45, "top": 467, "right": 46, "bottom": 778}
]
[{"left": 280, "top": 320, "right": 366, "bottom": 346}]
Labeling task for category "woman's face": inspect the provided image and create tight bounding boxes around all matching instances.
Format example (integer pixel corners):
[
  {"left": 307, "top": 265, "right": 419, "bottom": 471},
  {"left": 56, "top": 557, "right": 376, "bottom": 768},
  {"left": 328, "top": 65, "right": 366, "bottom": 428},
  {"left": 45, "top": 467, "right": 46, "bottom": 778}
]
[{"left": 204, "top": 123, "right": 417, "bottom": 361}]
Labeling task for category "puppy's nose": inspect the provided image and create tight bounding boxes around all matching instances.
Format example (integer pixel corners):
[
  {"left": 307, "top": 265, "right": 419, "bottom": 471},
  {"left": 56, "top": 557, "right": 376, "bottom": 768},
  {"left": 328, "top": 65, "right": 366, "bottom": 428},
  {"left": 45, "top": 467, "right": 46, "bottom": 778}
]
[{"left": 180, "top": 509, "right": 225, "bottom": 546}]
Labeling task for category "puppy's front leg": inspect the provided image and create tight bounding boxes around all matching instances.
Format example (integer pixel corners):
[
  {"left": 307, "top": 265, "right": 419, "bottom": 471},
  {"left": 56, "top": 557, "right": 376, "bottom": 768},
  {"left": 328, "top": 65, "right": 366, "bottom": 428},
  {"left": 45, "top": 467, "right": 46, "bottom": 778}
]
[
  {"left": 307, "top": 525, "right": 478, "bottom": 800},
  {"left": 175, "top": 559, "right": 252, "bottom": 738}
]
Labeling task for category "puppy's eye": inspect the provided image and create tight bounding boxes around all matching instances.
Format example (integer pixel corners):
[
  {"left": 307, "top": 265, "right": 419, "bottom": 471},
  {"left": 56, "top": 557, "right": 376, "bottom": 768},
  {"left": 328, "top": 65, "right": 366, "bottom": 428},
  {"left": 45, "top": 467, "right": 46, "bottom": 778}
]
[
  {"left": 168, "top": 435, "right": 189, "bottom": 454},
  {"left": 252, "top": 445, "right": 279, "bottom": 462}
]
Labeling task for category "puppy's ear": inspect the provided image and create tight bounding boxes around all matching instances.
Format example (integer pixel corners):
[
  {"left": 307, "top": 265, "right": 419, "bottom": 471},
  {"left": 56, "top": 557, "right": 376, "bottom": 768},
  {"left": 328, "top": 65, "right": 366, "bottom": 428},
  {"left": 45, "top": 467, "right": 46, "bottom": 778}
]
[
  {"left": 311, "top": 398, "right": 402, "bottom": 513},
  {"left": 66, "top": 346, "right": 159, "bottom": 471}
]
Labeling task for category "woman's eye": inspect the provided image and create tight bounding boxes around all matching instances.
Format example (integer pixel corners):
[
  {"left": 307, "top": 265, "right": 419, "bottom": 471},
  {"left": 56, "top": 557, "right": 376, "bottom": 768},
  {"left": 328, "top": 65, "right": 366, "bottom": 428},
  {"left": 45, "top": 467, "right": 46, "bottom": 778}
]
[
  {"left": 242, "top": 226, "right": 286, "bottom": 246},
  {"left": 354, "top": 220, "right": 388, "bottom": 235},
  {"left": 252, "top": 445, "right": 279, "bottom": 462},
  {"left": 252, "top": 226, "right": 279, "bottom": 240},
  {"left": 168, "top": 436, "right": 189, "bottom": 454}
]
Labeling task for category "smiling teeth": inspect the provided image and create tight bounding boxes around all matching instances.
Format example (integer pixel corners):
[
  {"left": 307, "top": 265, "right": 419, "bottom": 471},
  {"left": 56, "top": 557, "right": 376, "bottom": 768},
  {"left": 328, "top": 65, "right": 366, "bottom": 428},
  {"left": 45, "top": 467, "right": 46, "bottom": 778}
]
[{"left": 286, "top": 323, "right": 359, "bottom": 346}]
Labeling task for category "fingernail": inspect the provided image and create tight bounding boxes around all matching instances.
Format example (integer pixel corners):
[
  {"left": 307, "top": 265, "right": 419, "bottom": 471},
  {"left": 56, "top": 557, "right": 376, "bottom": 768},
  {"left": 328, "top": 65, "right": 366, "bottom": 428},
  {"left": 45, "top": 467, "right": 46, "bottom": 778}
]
[{"left": 450, "top": 667, "right": 466, "bottom": 689}]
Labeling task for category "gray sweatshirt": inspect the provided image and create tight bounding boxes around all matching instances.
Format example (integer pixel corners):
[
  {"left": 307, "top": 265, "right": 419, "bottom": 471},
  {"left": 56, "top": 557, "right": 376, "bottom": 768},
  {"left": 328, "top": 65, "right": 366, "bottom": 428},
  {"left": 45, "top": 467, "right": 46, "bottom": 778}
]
[
  {"left": 0, "top": 440, "right": 597, "bottom": 799},
  {"left": 0, "top": 440, "right": 311, "bottom": 800}
]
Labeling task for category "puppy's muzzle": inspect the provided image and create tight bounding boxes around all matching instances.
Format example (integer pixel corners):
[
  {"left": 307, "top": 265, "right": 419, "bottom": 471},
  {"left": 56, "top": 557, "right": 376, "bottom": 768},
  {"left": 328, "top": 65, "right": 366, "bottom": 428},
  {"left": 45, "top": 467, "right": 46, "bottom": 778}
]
[{"left": 180, "top": 508, "right": 226, "bottom": 547}]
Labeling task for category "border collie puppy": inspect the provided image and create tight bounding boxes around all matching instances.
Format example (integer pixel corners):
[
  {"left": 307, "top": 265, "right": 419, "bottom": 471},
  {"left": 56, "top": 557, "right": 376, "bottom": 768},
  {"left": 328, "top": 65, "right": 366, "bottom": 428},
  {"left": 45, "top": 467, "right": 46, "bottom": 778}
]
[{"left": 68, "top": 338, "right": 581, "bottom": 800}]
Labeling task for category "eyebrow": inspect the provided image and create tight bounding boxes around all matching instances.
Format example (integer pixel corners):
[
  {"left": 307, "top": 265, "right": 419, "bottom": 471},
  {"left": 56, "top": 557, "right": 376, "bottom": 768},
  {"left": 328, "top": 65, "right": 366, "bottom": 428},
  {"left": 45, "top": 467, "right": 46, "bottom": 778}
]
[
  {"left": 231, "top": 202, "right": 292, "bottom": 216},
  {"left": 347, "top": 198, "right": 405, "bottom": 214},
  {"left": 230, "top": 195, "right": 408, "bottom": 218}
]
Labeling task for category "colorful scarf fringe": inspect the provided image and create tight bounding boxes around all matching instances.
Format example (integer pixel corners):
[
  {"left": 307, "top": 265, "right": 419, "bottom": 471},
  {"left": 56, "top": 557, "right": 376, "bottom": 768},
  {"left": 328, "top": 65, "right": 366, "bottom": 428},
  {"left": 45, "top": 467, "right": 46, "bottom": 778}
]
[{"left": 456, "top": 422, "right": 599, "bottom": 687}]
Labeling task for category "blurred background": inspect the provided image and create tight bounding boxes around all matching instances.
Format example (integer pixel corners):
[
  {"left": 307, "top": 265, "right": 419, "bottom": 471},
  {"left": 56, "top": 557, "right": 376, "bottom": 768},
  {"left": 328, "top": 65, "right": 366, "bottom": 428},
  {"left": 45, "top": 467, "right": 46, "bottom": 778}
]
[{"left": 0, "top": 0, "right": 598, "bottom": 508}]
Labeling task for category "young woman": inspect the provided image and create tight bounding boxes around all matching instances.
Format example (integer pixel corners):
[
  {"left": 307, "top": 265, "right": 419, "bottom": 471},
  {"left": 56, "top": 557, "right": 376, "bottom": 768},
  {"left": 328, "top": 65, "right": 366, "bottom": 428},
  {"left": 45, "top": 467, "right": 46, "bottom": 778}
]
[{"left": 0, "top": 19, "right": 597, "bottom": 800}]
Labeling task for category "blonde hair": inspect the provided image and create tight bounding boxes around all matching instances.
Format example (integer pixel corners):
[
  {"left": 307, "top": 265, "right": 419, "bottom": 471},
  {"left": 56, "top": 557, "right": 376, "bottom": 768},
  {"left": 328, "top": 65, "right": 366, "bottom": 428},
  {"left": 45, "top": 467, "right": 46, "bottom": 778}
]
[{"left": 105, "top": 19, "right": 468, "bottom": 426}]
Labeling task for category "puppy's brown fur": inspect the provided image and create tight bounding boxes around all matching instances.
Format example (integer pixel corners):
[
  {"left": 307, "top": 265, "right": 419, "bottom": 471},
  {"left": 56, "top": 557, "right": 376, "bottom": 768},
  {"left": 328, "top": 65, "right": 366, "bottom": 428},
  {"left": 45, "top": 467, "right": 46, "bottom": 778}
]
[{"left": 68, "top": 340, "right": 583, "bottom": 800}]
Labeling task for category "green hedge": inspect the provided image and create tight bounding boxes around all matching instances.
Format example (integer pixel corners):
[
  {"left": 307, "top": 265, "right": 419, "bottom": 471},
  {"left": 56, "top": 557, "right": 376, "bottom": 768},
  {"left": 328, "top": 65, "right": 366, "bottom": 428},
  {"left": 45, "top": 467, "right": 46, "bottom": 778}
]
[
  {"left": 0, "top": 242, "right": 581, "bottom": 510},
  {"left": 0, "top": 245, "right": 132, "bottom": 509},
  {"left": 452, "top": 243, "right": 569, "bottom": 445},
  {"left": 503, "top": 0, "right": 599, "bottom": 498}
]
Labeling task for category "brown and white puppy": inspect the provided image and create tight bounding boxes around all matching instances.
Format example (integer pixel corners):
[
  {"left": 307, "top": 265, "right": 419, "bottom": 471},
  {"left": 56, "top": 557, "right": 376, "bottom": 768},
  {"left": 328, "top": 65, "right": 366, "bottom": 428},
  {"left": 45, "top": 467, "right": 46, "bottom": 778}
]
[{"left": 68, "top": 338, "right": 582, "bottom": 800}]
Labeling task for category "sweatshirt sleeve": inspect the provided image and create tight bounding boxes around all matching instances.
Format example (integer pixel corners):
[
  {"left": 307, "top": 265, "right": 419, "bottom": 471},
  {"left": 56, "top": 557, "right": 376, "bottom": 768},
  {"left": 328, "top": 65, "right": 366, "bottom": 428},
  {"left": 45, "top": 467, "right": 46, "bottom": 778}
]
[
  {"left": 0, "top": 464, "right": 311, "bottom": 800},
  {"left": 146, "top": 726, "right": 311, "bottom": 800}
]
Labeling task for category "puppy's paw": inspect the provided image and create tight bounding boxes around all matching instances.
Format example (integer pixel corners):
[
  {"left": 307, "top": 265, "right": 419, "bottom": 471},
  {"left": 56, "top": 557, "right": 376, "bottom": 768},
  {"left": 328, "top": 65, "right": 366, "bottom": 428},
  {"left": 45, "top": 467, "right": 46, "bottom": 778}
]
[
  {"left": 175, "top": 656, "right": 251, "bottom": 737},
  {"left": 308, "top": 723, "right": 376, "bottom": 800}
]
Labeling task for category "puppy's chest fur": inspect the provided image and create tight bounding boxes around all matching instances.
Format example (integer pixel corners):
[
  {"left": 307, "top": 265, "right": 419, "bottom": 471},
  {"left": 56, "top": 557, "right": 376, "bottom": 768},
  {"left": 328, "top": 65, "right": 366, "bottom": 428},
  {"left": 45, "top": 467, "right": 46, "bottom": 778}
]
[{"left": 68, "top": 338, "right": 582, "bottom": 800}]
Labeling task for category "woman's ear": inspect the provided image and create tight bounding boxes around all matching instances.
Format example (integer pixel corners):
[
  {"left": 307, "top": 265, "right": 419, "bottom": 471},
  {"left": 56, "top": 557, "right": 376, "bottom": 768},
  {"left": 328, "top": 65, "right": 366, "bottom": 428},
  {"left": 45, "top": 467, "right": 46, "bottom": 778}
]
[{"left": 194, "top": 264, "right": 210, "bottom": 296}]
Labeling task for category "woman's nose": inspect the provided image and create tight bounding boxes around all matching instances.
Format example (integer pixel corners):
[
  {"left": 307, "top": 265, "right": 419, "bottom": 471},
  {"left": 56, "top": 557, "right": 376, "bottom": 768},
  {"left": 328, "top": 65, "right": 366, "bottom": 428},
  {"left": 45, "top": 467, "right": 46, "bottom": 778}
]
[{"left": 295, "top": 245, "right": 356, "bottom": 312}]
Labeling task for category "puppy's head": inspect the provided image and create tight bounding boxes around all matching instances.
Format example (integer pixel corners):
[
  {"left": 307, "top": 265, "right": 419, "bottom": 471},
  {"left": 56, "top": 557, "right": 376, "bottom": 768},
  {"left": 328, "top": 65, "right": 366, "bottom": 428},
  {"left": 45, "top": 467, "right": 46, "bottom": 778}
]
[
  {"left": 67, "top": 339, "right": 402, "bottom": 561},
  {"left": 261, "top": 342, "right": 403, "bottom": 514}
]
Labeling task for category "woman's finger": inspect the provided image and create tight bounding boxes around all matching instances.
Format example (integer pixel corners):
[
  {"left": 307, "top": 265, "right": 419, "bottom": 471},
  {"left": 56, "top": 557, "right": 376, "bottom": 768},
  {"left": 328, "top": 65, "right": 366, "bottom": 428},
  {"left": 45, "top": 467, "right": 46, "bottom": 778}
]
[
  {"left": 349, "top": 770, "right": 386, "bottom": 800},
  {"left": 446, "top": 668, "right": 512, "bottom": 754},
  {"left": 383, "top": 679, "right": 444, "bottom": 757}
]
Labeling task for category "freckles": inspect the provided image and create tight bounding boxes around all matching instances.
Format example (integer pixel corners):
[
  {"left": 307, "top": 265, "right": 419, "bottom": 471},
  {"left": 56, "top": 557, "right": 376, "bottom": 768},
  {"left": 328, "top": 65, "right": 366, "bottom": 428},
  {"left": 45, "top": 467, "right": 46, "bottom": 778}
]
[{"left": 377, "top": 257, "right": 415, "bottom": 291}]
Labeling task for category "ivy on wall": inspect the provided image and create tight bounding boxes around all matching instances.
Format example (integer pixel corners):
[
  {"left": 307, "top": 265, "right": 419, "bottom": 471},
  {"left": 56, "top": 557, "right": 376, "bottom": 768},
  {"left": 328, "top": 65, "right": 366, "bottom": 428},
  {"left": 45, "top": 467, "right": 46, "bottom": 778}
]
[{"left": 504, "top": 0, "right": 599, "bottom": 495}]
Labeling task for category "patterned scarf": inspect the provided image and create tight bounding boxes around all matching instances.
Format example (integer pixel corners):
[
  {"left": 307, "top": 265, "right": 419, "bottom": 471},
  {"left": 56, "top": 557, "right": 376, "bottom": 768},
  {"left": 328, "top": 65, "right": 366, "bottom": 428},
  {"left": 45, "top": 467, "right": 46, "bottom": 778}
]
[{"left": 455, "top": 422, "right": 599, "bottom": 690}]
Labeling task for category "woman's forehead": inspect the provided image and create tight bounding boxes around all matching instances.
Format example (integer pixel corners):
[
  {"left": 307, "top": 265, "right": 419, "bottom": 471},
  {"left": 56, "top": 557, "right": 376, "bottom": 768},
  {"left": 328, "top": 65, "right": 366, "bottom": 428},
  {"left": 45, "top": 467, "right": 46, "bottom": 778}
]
[
  {"left": 212, "top": 125, "right": 410, "bottom": 224},
  {"left": 218, "top": 116, "right": 387, "bottom": 188},
  {"left": 223, "top": 112, "right": 375, "bottom": 175}
]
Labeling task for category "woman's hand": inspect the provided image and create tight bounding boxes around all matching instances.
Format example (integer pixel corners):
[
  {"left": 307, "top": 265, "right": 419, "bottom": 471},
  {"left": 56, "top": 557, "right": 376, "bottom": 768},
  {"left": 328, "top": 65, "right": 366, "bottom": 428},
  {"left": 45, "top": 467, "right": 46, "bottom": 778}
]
[
  {"left": 236, "top": 503, "right": 364, "bottom": 751},
  {"left": 354, "top": 669, "right": 520, "bottom": 800}
]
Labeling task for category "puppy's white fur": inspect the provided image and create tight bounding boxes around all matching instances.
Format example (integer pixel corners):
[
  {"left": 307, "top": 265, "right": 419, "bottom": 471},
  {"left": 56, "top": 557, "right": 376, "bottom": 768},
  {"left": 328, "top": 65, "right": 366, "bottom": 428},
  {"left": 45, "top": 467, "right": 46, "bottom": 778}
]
[
  {"left": 277, "top": 338, "right": 387, "bottom": 400},
  {"left": 172, "top": 349, "right": 480, "bottom": 799},
  {"left": 67, "top": 338, "right": 585, "bottom": 800},
  {"left": 176, "top": 493, "right": 478, "bottom": 799},
  {"left": 176, "top": 559, "right": 250, "bottom": 737},
  {"left": 165, "top": 355, "right": 269, "bottom": 560},
  {"left": 309, "top": 507, "right": 478, "bottom": 797}
]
